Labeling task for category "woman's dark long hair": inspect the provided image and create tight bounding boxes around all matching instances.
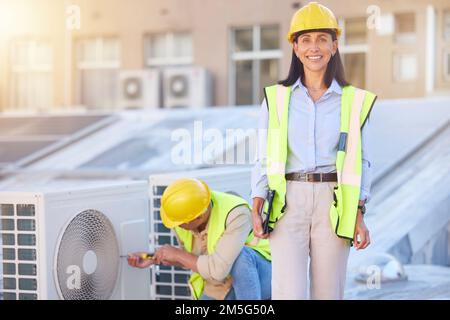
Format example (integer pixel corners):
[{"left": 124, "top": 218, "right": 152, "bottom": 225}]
[{"left": 278, "top": 28, "right": 349, "bottom": 88}]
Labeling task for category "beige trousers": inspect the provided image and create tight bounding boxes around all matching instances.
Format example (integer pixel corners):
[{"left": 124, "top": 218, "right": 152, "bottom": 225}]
[{"left": 269, "top": 180, "right": 350, "bottom": 300}]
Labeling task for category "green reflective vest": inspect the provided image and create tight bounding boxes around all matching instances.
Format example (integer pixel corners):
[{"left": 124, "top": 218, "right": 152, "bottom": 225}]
[
  {"left": 174, "top": 191, "right": 271, "bottom": 300},
  {"left": 264, "top": 84, "right": 376, "bottom": 242}
]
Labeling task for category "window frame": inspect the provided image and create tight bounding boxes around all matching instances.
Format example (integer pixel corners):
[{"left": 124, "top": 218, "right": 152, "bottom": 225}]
[
  {"left": 229, "top": 25, "right": 282, "bottom": 106},
  {"left": 9, "top": 39, "right": 54, "bottom": 111},
  {"left": 76, "top": 37, "right": 121, "bottom": 70},
  {"left": 338, "top": 18, "right": 369, "bottom": 54},
  {"left": 444, "top": 48, "right": 450, "bottom": 81},
  {"left": 394, "top": 12, "right": 417, "bottom": 44},
  {"left": 338, "top": 18, "right": 368, "bottom": 88},
  {"left": 75, "top": 36, "right": 121, "bottom": 108},
  {"left": 144, "top": 32, "right": 193, "bottom": 67},
  {"left": 442, "top": 9, "right": 450, "bottom": 41},
  {"left": 393, "top": 52, "right": 418, "bottom": 82}
]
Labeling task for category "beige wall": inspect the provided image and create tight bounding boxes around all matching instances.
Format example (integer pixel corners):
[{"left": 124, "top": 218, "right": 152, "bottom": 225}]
[{"left": 0, "top": 0, "right": 449, "bottom": 111}]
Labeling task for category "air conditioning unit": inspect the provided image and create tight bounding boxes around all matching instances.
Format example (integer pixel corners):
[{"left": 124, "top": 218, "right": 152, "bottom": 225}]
[
  {"left": 0, "top": 181, "right": 151, "bottom": 300},
  {"left": 162, "top": 66, "right": 213, "bottom": 109},
  {"left": 148, "top": 167, "right": 251, "bottom": 300},
  {"left": 118, "top": 69, "right": 160, "bottom": 109}
]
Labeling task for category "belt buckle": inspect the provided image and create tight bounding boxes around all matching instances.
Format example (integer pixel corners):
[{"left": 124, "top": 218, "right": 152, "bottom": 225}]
[{"left": 307, "top": 173, "right": 322, "bottom": 182}]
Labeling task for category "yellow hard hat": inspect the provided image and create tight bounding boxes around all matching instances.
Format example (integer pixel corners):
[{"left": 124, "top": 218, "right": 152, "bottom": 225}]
[
  {"left": 287, "top": 2, "right": 342, "bottom": 43},
  {"left": 160, "top": 178, "right": 211, "bottom": 228}
]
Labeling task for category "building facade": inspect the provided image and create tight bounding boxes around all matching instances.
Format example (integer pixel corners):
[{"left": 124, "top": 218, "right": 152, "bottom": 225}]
[{"left": 0, "top": 0, "right": 449, "bottom": 111}]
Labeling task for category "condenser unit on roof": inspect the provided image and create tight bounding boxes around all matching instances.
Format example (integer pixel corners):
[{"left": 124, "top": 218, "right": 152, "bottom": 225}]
[
  {"left": 0, "top": 181, "right": 151, "bottom": 300},
  {"left": 118, "top": 69, "right": 161, "bottom": 109},
  {"left": 147, "top": 167, "right": 251, "bottom": 300},
  {"left": 162, "top": 66, "right": 213, "bottom": 109}
]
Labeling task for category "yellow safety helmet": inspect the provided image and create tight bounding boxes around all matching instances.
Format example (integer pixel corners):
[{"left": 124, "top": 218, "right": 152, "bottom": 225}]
[
  {"left": 160, "top": 178, "right": 211, "bottom": 228},
  {"left": 287, "top": 2, "right": 341, "bottom": 43}
]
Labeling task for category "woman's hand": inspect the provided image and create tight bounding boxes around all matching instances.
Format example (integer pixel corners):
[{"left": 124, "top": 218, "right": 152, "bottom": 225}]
[
  {"left": 153, "top": 245, "right": 181, "bottom": 266},
  {"left": 127, "top": 252, "right": 155, "bottom": 269},
  {"left": 353, "top": 212, "right": 370, "bottom": 250},
  {"left": 252, "top": 212, "right": 269, "bottom": 239},
  {"left": 252, "top": 197, "right": 269, "bottom": 239}
]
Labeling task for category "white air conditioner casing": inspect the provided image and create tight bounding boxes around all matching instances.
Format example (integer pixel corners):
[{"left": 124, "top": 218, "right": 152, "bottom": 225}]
[
  {"left": 162, "top": 66, "right": 213, "bottom": 109},
  {"left": 0, "top": 181, "right": 151, "bottom": 300},
  {"left": 118, "top": 69, "right": 160, "bottom": 109},
  {"left": 148, "top": 167, "right": 251, "bottom": 300}
]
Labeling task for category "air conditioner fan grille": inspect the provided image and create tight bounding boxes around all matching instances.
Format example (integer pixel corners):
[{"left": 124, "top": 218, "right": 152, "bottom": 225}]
[{"left": 56, "top": 210, "right": 119, "bottom": 300}]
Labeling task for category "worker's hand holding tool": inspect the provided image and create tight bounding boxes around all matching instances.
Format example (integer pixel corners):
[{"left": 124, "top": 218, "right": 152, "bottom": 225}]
[
  {"left": 152, "top": 245, "right": 181, "bottom": 266},
  {"left": 126, "top": 252, "right": 155, "bottom": 268},
  {"left": 126, "top": 245, "right": 182, "bottom": 268}
]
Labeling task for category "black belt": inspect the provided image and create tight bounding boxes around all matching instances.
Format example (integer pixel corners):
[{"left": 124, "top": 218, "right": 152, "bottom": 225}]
[{"left": 285, "top": 172, "right": 337, "bottom": 182}]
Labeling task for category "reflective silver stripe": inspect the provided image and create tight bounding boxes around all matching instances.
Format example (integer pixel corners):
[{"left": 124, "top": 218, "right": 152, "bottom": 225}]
[
  {"left": 341, "top": 172, "right": 361, "bottom": 186},
  {"left": 341, "top": 88, "right": 365, "bottom": 187},
  {"left": 276, "top": 85, "right": 288, "bottom": 124},
  {"left": 336, "top": 169, "right": 342, "bottom": 185}
]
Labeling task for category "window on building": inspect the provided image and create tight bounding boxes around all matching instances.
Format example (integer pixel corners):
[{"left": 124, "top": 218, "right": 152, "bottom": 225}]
[
  {"left": 144, "top": 32, "right": 193, "bottom": 66},
  {"left": 393, "top": 53, "right": 418, "bottom": 82},
  {"left": 230, "top": 25, "right": 281, "bottom": 105},
  {"left": 10, "top": 40, "right": 53, "bottom": 111},
  {"left": 344, "top": 53, "right": 366, "bottom": 88},
  {"left": 339, "top": 18, "right": 368, "bottom": 88},
  {"left": 444, "top": 49, "right": 450, "bottom": 81},
  {"left": 342, "top": 17, "right": 367, "bottom": 45},
  {"left": 444, "top": 9, "right": 450, "bottom": 41},
  {"left": 395, "top": 13, "right": 416, "bottom": 44},
  {"left": 76, "top": 37, "right": 120, "bottom": 109}
]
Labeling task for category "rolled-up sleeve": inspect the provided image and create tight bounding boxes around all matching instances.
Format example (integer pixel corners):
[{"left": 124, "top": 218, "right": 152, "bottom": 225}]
[
  {"left": 360, "top": 117, "right": 372, "bottom": 203},
  {"left": 196, "top": 205, "right": 252, "bottom": 282},
  {"left": 251, "top": 99, "right": 269, "bottom": 200}
]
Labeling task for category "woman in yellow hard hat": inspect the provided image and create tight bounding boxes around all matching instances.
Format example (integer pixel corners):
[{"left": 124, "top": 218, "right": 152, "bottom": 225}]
[
  {"left": 251, "top": 2, "right": 376, "bottom": 299},
  {"left": 128, "top": 178, "right": 272, "bottom": 300}
]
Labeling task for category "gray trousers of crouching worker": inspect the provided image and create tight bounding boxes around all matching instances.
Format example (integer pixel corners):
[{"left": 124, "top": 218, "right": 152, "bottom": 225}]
[{"left": 269, "top": 180, "right": 351, "bottom": 300}]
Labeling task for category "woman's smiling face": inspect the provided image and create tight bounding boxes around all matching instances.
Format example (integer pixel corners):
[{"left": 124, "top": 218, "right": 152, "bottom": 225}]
[{"left": 293, "top": 31, "right": 337, "bottom": 73}]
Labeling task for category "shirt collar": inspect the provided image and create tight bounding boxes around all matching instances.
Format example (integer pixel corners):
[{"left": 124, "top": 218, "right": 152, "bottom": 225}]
[
  {"left": 292, "top": 77, "right": 302, "bottom": 91},
  {"left": 291, "top": 77, "right": 342, "bottom": 95},
  {"left": 328, "top": 79, "right": 343, "bottom": 95}
]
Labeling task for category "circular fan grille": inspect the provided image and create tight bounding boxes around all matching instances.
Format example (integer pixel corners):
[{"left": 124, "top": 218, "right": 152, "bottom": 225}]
[
  {"left": 169, "top": 75, "right": 188, "bottom": 97},
  {"left": 56, "top": 210, "right": 120, "bottom": 300}
]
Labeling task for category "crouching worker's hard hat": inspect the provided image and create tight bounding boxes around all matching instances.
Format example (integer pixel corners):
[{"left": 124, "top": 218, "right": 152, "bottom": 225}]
[
  {"left": 287, "top": 2, "right": 342, "bottom": 43},
  {"left": 160, "top": 178, "right": 211, "bottom": 228}
]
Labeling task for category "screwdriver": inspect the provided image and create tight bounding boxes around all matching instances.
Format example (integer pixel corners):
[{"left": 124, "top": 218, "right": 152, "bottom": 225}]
[{"left": 120, "top": 253, "right": 154, "bottom": 260}]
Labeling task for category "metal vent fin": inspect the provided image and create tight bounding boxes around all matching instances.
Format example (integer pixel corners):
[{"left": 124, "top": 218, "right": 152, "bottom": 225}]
[
  {"left": 1, "top": 203, "right": 38, "bottom": 300},
  {"left": 151, "top": 185, "right": 192, "bottom": 300}
]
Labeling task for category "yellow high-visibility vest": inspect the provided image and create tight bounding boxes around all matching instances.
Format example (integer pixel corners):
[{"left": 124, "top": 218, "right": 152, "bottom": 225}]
[
  {"left": 175, "top": 191, "right": 271, "bottom": 300},
  {"left": 264, "top": 84, "right": 376, "bottom": 241}
]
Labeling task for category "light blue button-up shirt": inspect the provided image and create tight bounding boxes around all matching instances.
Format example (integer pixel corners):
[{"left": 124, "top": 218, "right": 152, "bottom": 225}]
[{"left": 251, "top": 78, "right": 372, "bottom": 202}]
